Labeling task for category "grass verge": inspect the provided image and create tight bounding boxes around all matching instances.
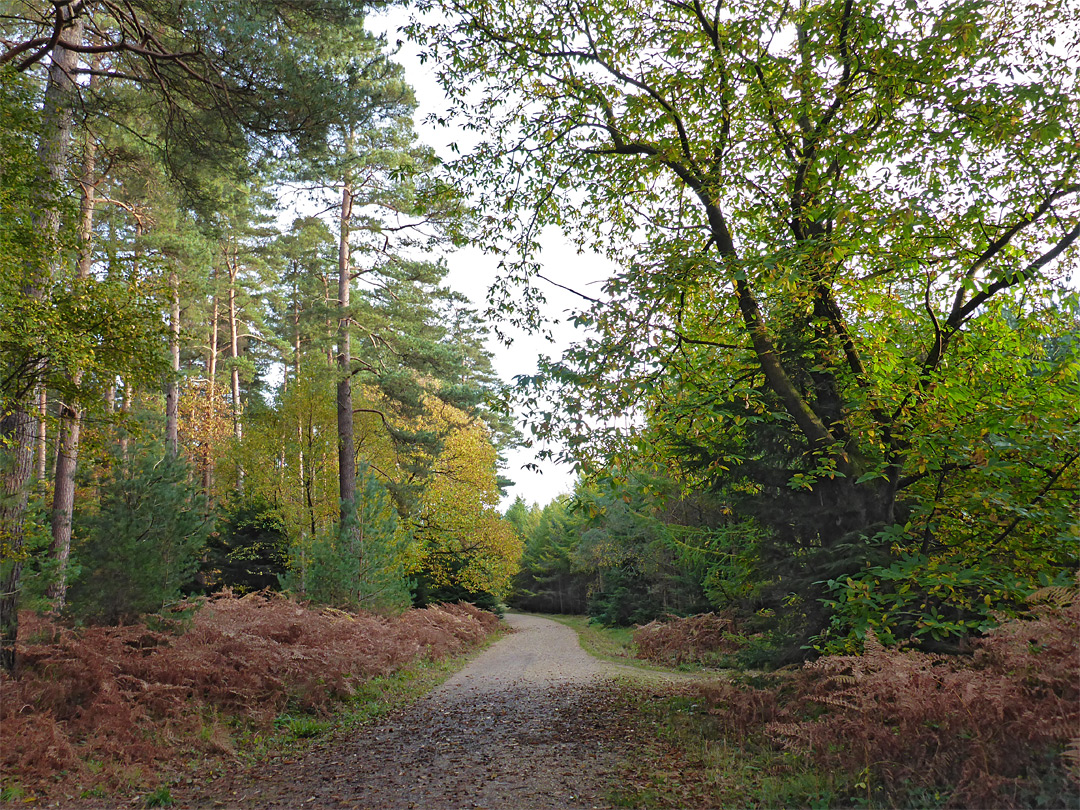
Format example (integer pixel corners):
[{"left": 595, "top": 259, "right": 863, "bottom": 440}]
[
  {"left": 612, "top": 688, "right": 849, "bottom": 809},
  {"left": 542, "top": 614, "right": 636, "bottom": 662},
  {"left": 542, "top": 613, "right": 731, "bottom": 678},
  {"left": 538, "top": 615, "right": 799, "bottom": 806},
  {"left": 541, "top": 616, "right": 838, "bottom": 807},
  {"left": 575, "top": 601, "right": 1080, "bottom": 810}
]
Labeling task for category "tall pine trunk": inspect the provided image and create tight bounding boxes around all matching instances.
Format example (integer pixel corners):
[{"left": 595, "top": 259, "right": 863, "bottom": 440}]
[
  {"left": 0, "top": 16, "right": 82, "bottom": 671},
  {"left": 292, "top": 275, "right": 308, "bottom": 549},
  {"left": 336, "top": 174, "right": 356, "bottom": 522},
  {"left": 118, "top": 218, "right": 143, "bottom": 462},
  {"left": 47, "top": 116, "right": 97, "bottom": 612},
  {"left": 203, "top": 278, "right": 219, "bottom": 498},
  {"left": 165, "top": 265, "right": 181, "bottom": 456},
  {"left": 35, "top": 387, "right": 47, "bottom": 481},
  {"left": 226, "top": 243, "right": 243, "bottom": 492}
]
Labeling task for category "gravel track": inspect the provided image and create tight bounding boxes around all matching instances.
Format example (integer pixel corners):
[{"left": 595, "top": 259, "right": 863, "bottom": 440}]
[{"left": 185, "top": 614, "right": 646, "bottom": 810}]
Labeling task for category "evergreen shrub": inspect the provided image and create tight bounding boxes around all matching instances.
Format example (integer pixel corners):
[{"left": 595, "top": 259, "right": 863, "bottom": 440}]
[{"left": 68, "top": 442, "right": 210, "bottom": 623}]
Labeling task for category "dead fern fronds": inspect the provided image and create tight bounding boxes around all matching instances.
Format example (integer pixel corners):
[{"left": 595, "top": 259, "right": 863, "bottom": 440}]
[
  {"left": 632, "top": 613, "right": 740, "bottom": 666},
  {"left": 1060, "top": 740, "right": 1080, "bottom": 789},
  {"left": 730, "top": 594, "right": 1080, "bottom": 808},
  {"left": 1027, "top": 584, "right": 1076, "bottom": 609},
  {"left": 1, "top": 597, "right": 502, "bottom": 803}
]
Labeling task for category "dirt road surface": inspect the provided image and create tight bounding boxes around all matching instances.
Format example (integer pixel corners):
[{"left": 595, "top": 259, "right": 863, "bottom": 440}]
[{"left": 184, "top": 614, "right": 649, "bottom": 809}]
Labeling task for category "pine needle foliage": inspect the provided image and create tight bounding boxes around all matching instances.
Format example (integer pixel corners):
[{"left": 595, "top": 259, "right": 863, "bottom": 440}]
[{"left": 68, "top": 441, "right": 211, "bottom": 624}]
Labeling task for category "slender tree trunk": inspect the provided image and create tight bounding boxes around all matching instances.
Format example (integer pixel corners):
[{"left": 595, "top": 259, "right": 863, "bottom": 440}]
[
  {"left": 47, "top": 118, "right": 97, "bottom": 612},
  {"left": 0, "top": 410, "right": 36, "bottom": 671},
  {"left": 119, "top": 381, "right": 133, "bottom": 459},
  {"left": 47, "top": 397, "right": 81, "bottom": 611},
  {"left": 118, "top": 219, "right": 143, "bottom": 462},
  {"left": 306, "top": 420, "right": 317, "bottom": 541},
  {"left": 336, "top": 174, "right": 356, "bottom": 522},
  {"left": 323, "top": 273, "right": 334, "bottom": 368},
  {"left": 35, "top": 387, "right": 47, "bottom": 481},
  {"left": 303, "top": 415, "right": 316, "bottom": 595},
  {"left": 293, "top": 277, "right": 307, "bottom": 543},
  {"left": 165, "top": 265, "right": 180, "bottom": 457},
  {"left": 203, "top": 282, "right": 219, "bottom": 497},
  {"left": 226, "top": 244, "right": 243, "bottom": 492},
  {"left": 0, "top": 16, "right": 82, "bottom": 672},
  {"left": 293, "top": 276, "right": 302, "bottom": 384}
]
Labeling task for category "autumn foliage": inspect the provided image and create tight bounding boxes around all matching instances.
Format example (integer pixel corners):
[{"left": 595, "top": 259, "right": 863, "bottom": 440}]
[
  {"left": 0, "top": 593, "right": 500, "bottom": 800},
  {"left": 696, "top": 590, "right": 1079, "bottom": 808}
]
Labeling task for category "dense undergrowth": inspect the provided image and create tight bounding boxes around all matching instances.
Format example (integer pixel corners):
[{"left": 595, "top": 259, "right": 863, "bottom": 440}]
[
  {"left": 618, "top": 589, "right": 1079, "bottom": 808},
  {"left": 633, "top": 613, "right": 741, "bottom": 668},
  {"left": 0, "top": 592, "right": 501, "bottom": 804}
]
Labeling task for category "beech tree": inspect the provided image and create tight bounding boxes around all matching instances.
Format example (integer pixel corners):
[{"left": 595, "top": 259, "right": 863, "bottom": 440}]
[
  {"left": 411, "top": 401, "right": 521, "bottom": 604},
  {"left": 415, "top": 0, "right": 1080, "bottom": 651}
]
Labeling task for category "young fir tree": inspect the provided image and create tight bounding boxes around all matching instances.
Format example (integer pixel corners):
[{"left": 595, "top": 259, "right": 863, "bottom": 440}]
[
  {"left": 68, "top": 438, "right": 211, "bottom": 624},
  {"left": 301, "top": 463, "right": 412, "bottom": 612}
]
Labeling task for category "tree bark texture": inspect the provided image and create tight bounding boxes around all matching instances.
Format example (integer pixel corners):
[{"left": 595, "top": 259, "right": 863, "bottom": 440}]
[
  {"left": 46, "top": 396, "right": 80, "bottom": 610},
  {"left": 226, "top": 244, "right": 243, "bottom": 492},
  {"left": 35, "top": 387, "right": 47, "bottom": 481},
  {"left": 0, "top": 409, "right": 36, "bottom": 671},
  {"left": 165, "top": 267, "right": 181, "bottom": 457},
  {"left": 47, "top": 122, "right": 97, "bottom": 612},
  {"left": 336, "top": 175, "right": 356, "bottom": 521},
  {"left": 203, "top": 282, "right": 219, "bottom": 497}
]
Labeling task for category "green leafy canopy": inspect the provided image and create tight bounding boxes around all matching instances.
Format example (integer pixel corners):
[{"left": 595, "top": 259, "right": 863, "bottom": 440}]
[{"left": 413, "top": 0, "right": 1080, "bottom": 651}]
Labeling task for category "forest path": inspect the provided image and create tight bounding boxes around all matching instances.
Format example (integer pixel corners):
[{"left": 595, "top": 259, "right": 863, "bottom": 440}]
[{"left": 185, "top": 614, "right": 652, "bottom": 809}]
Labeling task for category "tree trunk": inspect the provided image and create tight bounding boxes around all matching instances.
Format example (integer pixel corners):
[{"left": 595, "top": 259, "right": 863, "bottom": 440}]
[
  {"left": 35, "top": 387, "right": 47, "bottom": 481},
  {"left": 119, "top": 381, "right": 133, "bottom": 459},
  {"left": 0, "top": 410, "right": 36, "bottom": 671},
  {"left": 47, "top": 118, "right": 97, "bottom": 612},
  {"left": 293, "top": 274, "right": 307, "bottom": 545},
  {"left": 336, "top": 174, "right": 356, "bottom": 522},
  {"left": 28, "top": 19, "right": 82, "bottom": 286},
  {"left": 118, "top": 218, "right": 143, "bottom": 462},
  {"left": 293, "top": 275, "right": 302, "bottom": 384},
  {"left": 47, "top": 396, "right": 81, "bottom": 610},
  {"left": 165, "top": 265, "right": 180, "bottom": 457},
  {"left": 226, "top": 244, "right": 243, "bottom": 492},
  {"left": 203, "top": 281, "right": 219, "bottom": 498},
  {"left": 0, "top": 15, "right": 82, "bottom": 672}
]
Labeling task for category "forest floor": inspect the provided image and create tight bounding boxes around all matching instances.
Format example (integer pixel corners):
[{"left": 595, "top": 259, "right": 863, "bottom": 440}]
[{"left": 171, "top": 614, "right": 683, "bottom": 810}]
